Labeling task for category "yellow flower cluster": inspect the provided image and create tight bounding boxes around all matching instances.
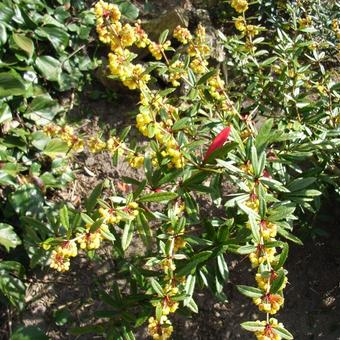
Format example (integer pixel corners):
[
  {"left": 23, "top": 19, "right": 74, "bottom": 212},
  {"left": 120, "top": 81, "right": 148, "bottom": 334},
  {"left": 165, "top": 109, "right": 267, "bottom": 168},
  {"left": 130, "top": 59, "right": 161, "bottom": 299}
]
[
  {"left": 298, "top": 16, "right": 312, "bottom": 29},
  {"left": 254, "top": 318, "right": 284, "bottom": 340},
  {"left": 49, "top": 240, "right": 78, "bottom": 272},
  {"left": 136, "top": 93, "right": 185, "bottom": 169},
  {"left": 231, "top": 0, "right": 249, "bottom": 13},
  {"left": 88, "top": 136, "right": 106, "bottom": 153},
  {"left": 99, "top": 202, "right": 139, "bottom": 224},
  {"left": 332, "top": 19, "right": 340, "bottom": 40},
  {"left": 253, "top": 293, "right": 284, "bottom": 314},
  {"left": 95, "top": 1, "right": 150, "bottom": 90},
  {"left": 245, "top": 193, "right": 260, "bottom": 212},
  {"left": 249, "top": 245, "right": 276, "bottom": 268},
  {"left": 235, "top": 16, "right": 246, "bottom": 31},
  {"left": 149, "top": 41, "right": 171, "bottom": 61},
  {"left": 43, "top": 124, "right": 84, "bottom": 152},
  {"left": 148, "top": 316, "right": 173, "bottom": 340},
  {"left": 173, "top": 25, "right": 192, "bottom": 44},
  {"left": 168, "top": 60, "right": 186, "bottom": 87},
  {"left": 127, "top": 152, "right": 145, "bottom": 169},
  {"left": 187, "top": 24, "right": 210, "bottom": 59},
  {"left": 255, "top": 270, "right": 288, "bottom": 292},
  {"left": 259, "top": 220, "right": 277, "bottom": 240},
  {"left": 43, "top": 124, "right": 124, "bottom": 156}
]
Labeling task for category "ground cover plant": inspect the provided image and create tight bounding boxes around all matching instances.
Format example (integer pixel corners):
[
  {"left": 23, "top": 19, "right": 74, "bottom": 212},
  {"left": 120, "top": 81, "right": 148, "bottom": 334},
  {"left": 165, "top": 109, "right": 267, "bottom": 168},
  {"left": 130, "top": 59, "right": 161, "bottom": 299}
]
[{"left": 0, "top": 0, "right": 339, "bottom": 339}]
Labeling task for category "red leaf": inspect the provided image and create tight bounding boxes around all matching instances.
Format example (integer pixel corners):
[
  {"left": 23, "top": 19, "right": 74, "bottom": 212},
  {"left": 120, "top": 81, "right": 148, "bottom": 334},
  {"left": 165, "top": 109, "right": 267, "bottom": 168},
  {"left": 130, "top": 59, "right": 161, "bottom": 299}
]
[{"left": 204, "top": 126, "right": 232, "bottom": 162}]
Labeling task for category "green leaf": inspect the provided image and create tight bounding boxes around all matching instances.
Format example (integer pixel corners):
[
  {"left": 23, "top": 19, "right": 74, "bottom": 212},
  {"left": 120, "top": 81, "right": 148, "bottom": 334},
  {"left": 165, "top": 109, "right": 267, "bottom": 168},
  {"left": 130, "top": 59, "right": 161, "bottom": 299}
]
[
  {"left": 236, "top": 244, "right": 257, "bottom": 254},
  {"left": 9, "top": 184, "right": 44, "bottom": 215},
  {"left": 149, "top": 278, "right": 164, "bottom": 296},
  {"left": 35, "top": 56, "right": 61, "bottom": 81},
  {"left": 12, "top": 33, "right": 34, "bottom": 58},
  {"left": 277, "top": 227, "right": 303, "bottom": 245},
  {"left": 0, "top": 23, "right": 7, "bottom": 45},
  {"left": 0, "top": 102, "right": 12, "bottom": 124},
  {"left": 90, "top": 218, "right": 105, "bottom": 233},
  {"left": 217, "top": 254, "right": 229, "bottom": 280},
  {"left": 59, "top": 205, "right": 70, "bottom": 231},
  {"left": 24, "top": 95, "right": 61, "bottom": 125},
  {"left": 11, "top": 326, "right": 49, "bottom": 340},
  {"left": 0, "top": 223, "right": 21, "bottom": 251},
  {"left": 43, "top": 139, "right": 69, "bottom": 158},
  {"left": 172, "top": 117, "right": 191, "bottom": 131},
  {"left": 121, "top": 221, "right": 134, "bottom": 250},
  {"left": 0, "top": 70, "right": 26, "bottom": 98},
  {"left": 138, "top": 192, "right": 178, "bottom": 203},
  {"left": 270, "top": 269, "right": 286, "bottom": 294},
  {"left": 249, "top": 214, "right": 260, "bottom": 243},
  {"left": 159, "top": 29, "right": 169, "bottom": 45},
  {"left": 273, "top": 326, "right": 294, "bottom": 339},
  {"left": 236, "top": 285, "right": 263, "bottom": 298},
  {"left": 0, "top": 269, "right": 25, "bottom": 310},
  {"left": 184, "top": 274, "right": 196, "bottom": 306},
  {"left": 80, "top": 213, "right": 94, "bottom": 225},
  {"left": 85, "top": 182, "right": 103, "bottom": 212},
  {"left": 286, "top": 177, "right": 316, "bottom": 192},
  {"left": 185, "top": 297, "right": 198, "bottom": 313},
  {"left": 275, "top": 242, "right": 289, "bottom": 269},
  {"left": 119, "top": 2, "right": 139, "bottom": 20},
  {"left": 177, "top": 250, "right": 212, "bottom": 276},
  {"left": 241, "top": 321, "right": 265, "bottom": 332},
  {"left": 36, "top": 26, "right": 69, "bottom": 51}
]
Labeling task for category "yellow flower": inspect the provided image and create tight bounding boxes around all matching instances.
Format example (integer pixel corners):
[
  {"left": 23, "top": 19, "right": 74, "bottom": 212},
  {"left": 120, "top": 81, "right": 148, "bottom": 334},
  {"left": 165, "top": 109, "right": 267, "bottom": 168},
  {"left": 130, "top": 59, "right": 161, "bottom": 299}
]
[
  {"left": 149, "top": 41, "right": 171, "bottom": 60},
  {"left": 190, "top": 58, "right": 208, "bottom": 74},
  {"left": 253, "top": 293, "right": 284, "bottom": 314},
  {"left": 231, "top": 0, "right": 249, "bottom": 13},
  {"left": 148, "top": 316, "right": 173, "bottom": 340},
  {"left": 77, "top": 231, "right": 102, "bottom": 250},
  {"left": 122, "top": 64, "right": 150, "bottom": 90},
  {"left": 235, "top": 16, "right": 246, "bottom": 31},
  {"left": 249, "top": 245, "right": 276, "bottom": 267},
  {"left": 254, "top": 318, "right": 283, "bottom": 340},
  {"left": 50, "top": 249, "right": 71, "bottom": 272},
  {"left": 299, "top": 16, "right": 312, "bottom": 29},
  {"left": 87, "top": 136, "right": 106, "bottom": 153},
  {"left": 173, "top": 25, "right": 192, "bottom": 44}
]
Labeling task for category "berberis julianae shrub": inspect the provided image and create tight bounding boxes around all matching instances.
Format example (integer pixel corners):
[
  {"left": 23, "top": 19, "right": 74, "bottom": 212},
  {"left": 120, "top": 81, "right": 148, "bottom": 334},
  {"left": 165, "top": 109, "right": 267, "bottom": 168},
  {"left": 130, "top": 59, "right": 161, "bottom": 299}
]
[{"left": 37, "top": 0, "right": 339, "bottom": 339}]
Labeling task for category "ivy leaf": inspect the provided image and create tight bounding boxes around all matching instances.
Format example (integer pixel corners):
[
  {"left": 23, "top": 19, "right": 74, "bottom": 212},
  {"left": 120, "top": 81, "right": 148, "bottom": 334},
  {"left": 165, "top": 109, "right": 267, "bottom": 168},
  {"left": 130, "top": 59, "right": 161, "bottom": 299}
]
[
  {"left": 119, "top": 2, "right": 139, "bottom": 20},
  {"left": 12, "top": 32, "right": 34, "bottom": 58},
  {"left": 35, "top": 55, "right": 61, "bottom": 82},
  {"left": 0, "top": 70, "right": 26, "bottom": 98},
  {"left": 43, "top": 139, "right": 69, "bottom": 158},
  {"left": 0, "top": 223, "right": 21, "bottom": 251}
]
